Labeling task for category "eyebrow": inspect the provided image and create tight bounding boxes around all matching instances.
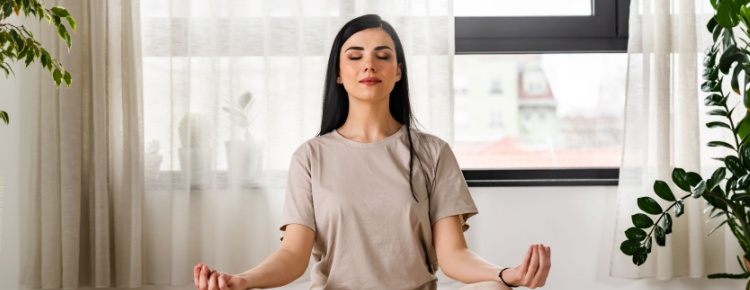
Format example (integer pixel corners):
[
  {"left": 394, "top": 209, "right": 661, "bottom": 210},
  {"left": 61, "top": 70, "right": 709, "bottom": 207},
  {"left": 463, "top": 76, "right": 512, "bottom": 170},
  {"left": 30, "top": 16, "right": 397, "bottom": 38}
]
[{"left": 344, "top": 45, "right": 394, "bottom": 52}]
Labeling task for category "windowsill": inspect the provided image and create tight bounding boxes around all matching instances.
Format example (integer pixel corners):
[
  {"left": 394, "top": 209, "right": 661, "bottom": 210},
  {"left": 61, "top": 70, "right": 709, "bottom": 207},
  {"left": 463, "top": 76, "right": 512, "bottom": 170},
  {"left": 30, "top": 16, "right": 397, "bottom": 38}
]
[
  {"left": 146, "top": 168, "right": 619, "bottom": 190},
  {"left": 462, "top": 168, "right": 619, "bottom": 187}
]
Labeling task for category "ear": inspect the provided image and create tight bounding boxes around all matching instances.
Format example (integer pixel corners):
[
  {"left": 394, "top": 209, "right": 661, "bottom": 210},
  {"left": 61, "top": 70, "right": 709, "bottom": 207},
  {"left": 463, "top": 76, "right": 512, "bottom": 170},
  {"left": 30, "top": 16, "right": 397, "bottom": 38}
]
[
  {"left": 396, "top": 63, "right": 402, "bottom": 82},
  {"left": 337, "top": 75, "right": 343, "bottom": 84}
]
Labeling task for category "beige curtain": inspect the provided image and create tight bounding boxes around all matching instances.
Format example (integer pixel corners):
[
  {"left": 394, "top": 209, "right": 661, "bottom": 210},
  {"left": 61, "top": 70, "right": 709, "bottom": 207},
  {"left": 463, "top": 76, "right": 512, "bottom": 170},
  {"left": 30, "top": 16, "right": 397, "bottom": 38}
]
[
  {"left": 611, "top": 0, "right": 743, "bottom": 279},
  {"left": 20, "top": 0, "right": 144, "bottom": 288}
]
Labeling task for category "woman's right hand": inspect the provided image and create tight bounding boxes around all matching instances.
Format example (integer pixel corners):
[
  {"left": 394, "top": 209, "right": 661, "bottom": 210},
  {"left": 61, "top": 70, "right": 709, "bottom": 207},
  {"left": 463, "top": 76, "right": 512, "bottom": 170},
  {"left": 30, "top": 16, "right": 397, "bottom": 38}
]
[{"left": 194, "top": 263, "right": 250, "bottom": 290}]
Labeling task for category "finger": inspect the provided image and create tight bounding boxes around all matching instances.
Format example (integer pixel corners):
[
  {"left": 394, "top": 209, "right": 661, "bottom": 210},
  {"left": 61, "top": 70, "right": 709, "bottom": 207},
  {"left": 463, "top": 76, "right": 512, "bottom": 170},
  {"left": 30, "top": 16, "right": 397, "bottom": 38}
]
[
  {"left": 208, "top": 270, "right": 218, "bottom": 290},
  {"left": 532, "top": 245, "right": 550, "bottom": 287},
  {"left": 537, "top": 246, "right": 552, "bottom": 286},
  {"left": 525, "top": 245, "right": 540, "bottom": 283},
  {"left": 218, "top": 274, "right": 227, "bottom": 290},
  {"left": 199, "top": 265, "right": 209, "bottom": 290},
  {"left": 194, "top": 264, "right": 202, "bottom": 289},
  {"left": 517, "top": 245, "right": 534, "bottom": 274}
]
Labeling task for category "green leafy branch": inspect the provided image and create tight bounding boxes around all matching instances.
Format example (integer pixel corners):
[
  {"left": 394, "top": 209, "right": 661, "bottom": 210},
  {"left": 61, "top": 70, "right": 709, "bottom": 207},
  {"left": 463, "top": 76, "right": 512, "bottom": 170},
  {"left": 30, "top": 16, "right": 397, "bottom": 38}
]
[{"left": 0, "top": 0, "right": 75, "bottom": 125}]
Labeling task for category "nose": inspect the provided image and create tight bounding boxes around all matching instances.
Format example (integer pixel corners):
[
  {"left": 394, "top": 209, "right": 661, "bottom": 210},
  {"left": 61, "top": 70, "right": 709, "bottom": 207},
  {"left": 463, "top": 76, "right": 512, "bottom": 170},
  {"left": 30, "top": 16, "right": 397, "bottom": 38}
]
[{"left": 363, "top": 57, "right": 376, "bottom": 73}]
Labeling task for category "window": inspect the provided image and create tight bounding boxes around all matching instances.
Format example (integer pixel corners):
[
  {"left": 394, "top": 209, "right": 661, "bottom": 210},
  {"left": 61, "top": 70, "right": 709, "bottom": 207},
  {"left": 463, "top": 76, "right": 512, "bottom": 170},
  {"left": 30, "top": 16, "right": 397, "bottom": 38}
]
[{"left": 454, "top": 0, "right": 629, "bottom": 186}]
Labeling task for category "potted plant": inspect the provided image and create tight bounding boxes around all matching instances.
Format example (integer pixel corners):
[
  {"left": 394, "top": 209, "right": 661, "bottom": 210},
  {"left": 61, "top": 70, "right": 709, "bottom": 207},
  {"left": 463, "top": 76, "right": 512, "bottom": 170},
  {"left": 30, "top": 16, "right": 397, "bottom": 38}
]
[
  {"left": 222, "top": 91, "right": 264, "bottom": 186},
  {"left": 178, "top": 113, "right": 214, "bottom": 188},
  {"left": 619, "top": 0, "right": 750, "bottom": 285}
]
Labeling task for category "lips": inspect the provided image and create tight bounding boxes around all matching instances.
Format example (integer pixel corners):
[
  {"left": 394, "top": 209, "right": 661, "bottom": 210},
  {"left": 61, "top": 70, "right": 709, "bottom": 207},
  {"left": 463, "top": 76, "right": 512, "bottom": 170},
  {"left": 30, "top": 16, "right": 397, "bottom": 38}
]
[{"left": 359, "top": 77, "right": 381, "bottom": 85}]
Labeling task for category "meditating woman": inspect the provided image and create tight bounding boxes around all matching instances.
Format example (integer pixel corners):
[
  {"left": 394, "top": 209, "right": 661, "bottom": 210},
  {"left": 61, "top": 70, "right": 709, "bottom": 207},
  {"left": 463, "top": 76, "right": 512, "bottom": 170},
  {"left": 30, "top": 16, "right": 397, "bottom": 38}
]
[{"left": 193, "top": 14, "right": 551, "bottom": 290}]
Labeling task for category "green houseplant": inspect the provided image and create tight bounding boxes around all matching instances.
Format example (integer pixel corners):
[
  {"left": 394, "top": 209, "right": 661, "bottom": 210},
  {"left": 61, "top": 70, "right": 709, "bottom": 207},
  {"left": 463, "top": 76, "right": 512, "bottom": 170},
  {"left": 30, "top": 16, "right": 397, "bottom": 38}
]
[
  {"left": 0, "top": 0, "right": 75, "bottom": 125},
  {"left": 619, "top": 0, "right": 750, "bottom": 286}
]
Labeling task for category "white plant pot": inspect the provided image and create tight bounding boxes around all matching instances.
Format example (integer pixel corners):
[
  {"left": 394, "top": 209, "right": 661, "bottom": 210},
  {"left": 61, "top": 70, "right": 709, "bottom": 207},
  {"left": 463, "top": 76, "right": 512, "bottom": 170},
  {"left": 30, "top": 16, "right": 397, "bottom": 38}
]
[
  {"left": 145, "top": 154, "right": 163, "bottom": 182},
  {"left": 178, "top": 148, "right": 215, "bottom": 187},
  {"left": 225, "top": 140, "right": 264, "bottom": 186}
]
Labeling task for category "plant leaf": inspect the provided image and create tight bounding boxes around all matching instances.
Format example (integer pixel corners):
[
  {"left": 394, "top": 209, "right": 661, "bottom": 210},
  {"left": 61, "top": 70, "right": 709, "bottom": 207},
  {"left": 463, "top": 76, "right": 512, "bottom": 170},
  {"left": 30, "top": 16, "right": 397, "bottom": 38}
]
[
  {"left": 632, "top": 213, "right": 654, "bottom": 228},
  {"left": 708, "top": 15, "right": 719, "bottom": 32},
  {"left": 708, "top": 108, "right": 728, "bottom": 116},
  {"left": 63, "top": 71, "right": 71, "bottom": 86},
  {"left": 638, "top": 197, "right": 663, "bottom": 215},
  {"left": 663, "top": 213, "right": 673, "bottom": 234},
  {"left": 620, "top": 239, "right": 640, "bottom": 256},
  {"left": 626, "top": 227, "right": 648, "bottom": 241},
  {"left": 726, "top": 156, "right": 747, "bottom": 176},
  {"left": 702, "top": 80, "right": 722, "bottom": 93},
  {"left": 741, "top": 144, "right": 750, "bottom": 168},
  {"left": 66, "top": 16, "right": 76, "bottom": 31},
  {"left": 719, "top": 45, "right": 747, "bottom": 75},
  {"left": 706, "top": 121, "right": 734, "bottom": 130},
  {"left": 672, "top": 168, "right": 690, "bottom": 191},
  {"left": 654, "top": 180, "right": 676, "bottom": 201},
  {"left": 707, "top": 272, "right": 750, "bottom": 279},
  {"left": 692, "top": 180, "right": 707, "bottom": 198},
  {"left": 0, "top": 110, "right": 8, "bottom": 125},
  {"left": 709, "top": 219, "right": 729, "bottom": 236},
  {"left": 645, "top": 236, "right": 652, "bottom": 253},
  {"left": 633, "top": 247, "right": 648, "bottom": 266},
  {"left": 709, "top": 167, "right": 727, "bottom": 190},
  {"left": 732, "top": 64, "right": 743, "bottom": 94},
  {"left": 705, "top": 93, "right": 724, "bottom": 105},
  {"left": 686, "top": 172, "right": 703, "bottom": 187},
  {"left": 52, "top": 68, "right": 62, "bottom": 86},
  {"left": 675, "top": 200, "right": 685, "bottom": 217},
  {"left": 50, "top": 6, "right": 70, "bottom": 18},
  {"left": 655, "top": 225, "right": 666, "bottom": 246},
  {"left": 708, "top": 141, "right": 736, "bottom": 150}
]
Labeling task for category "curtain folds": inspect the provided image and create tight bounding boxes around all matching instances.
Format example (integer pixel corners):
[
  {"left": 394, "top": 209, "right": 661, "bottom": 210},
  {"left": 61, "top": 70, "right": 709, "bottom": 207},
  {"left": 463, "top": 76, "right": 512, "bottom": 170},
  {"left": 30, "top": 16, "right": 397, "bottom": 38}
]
[{"left": 21, "top": 0, "right": 144, "bottom": 288}]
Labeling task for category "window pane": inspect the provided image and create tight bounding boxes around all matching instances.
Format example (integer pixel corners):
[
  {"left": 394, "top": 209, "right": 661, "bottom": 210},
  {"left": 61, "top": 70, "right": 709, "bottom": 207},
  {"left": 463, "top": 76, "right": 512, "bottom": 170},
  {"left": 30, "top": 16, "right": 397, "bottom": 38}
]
[
  {"left": 453, "top": 54, "right": 626, "bottom": 169},
  {"left": 455, "top": 0, "right": 592, "bottom": 17}
]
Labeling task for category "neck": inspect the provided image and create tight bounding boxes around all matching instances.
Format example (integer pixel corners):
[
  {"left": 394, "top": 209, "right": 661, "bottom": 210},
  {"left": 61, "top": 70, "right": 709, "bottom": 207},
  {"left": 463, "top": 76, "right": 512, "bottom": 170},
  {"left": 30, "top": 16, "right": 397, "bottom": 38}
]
[{"left": 337, "top": 96, "right": 403, "bottom": 143}]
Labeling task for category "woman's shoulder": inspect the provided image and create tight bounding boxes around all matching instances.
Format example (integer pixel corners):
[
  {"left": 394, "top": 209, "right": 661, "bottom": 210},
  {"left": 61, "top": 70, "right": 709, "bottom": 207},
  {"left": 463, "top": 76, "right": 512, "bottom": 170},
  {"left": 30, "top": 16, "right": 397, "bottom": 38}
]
[
  {"left": 289, "top": 131, "right": 339, "bottom": 158},
  {"left": 407, "top": 127, "right": 451, "bottom": 153}
]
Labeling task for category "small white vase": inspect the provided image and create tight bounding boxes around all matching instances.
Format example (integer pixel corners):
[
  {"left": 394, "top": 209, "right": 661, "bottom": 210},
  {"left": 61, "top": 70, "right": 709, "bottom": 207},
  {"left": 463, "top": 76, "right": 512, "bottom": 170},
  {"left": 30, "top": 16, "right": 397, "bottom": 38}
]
[{"left": 225, "top": 140, "right": 264, "bottom": 186}]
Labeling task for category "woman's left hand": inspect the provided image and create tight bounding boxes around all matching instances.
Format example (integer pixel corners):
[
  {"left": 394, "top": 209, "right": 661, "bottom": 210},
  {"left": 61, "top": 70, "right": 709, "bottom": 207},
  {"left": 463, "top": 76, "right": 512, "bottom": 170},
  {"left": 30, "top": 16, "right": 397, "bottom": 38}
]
[{"left": 500, "top": 244, "right": 551, "bottom": 289}]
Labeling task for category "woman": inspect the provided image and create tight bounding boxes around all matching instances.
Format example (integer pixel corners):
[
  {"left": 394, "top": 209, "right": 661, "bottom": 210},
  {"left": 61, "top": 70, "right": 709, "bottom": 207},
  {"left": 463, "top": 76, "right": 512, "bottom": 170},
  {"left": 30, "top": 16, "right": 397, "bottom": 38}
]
[{"left": 194, "top": 14, "right": 551, "bottom": 290}]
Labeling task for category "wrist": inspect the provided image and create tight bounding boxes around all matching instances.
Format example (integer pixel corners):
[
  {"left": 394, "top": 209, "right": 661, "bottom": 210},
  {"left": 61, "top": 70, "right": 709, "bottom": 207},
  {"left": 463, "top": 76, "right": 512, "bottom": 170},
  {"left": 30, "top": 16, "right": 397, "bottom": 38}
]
[{"left": 498, "top": 267, "right": 518, "bottom": 288}]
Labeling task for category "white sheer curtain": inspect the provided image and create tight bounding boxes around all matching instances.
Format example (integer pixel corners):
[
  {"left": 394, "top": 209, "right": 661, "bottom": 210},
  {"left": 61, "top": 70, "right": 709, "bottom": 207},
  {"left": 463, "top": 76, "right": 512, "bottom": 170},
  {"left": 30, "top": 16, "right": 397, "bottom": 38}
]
[
  {"left": 611, "top": 0, "right": 744, "bottom": 279},
  {"left": 20, "top": 0, "right": 144, "bottom": 288},
  {"left": 140, "top": 0, "right": 455, "bottom": 286}
]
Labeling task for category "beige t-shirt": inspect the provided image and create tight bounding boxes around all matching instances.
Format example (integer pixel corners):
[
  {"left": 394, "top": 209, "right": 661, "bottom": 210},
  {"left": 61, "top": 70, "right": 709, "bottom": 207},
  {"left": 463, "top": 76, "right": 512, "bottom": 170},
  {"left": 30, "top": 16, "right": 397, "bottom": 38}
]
[{"left": 281, "top": 125, "right": 478, "bottom": 290}]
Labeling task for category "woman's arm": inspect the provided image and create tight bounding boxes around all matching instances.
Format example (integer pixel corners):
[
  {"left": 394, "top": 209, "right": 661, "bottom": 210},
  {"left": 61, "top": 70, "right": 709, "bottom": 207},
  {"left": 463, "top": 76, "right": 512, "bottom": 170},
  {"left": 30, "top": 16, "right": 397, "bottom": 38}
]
[
  {"left": 195, "top": 224, "right": 315, "bottom": 290},
  {"left": 433, "top": 215, "right": 551, "bottom": 288}
]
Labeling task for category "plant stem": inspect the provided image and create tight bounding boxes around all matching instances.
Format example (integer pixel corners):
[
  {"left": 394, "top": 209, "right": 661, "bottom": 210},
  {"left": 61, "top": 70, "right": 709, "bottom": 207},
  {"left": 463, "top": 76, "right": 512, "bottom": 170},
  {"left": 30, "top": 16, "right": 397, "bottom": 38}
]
[
  {"left": 642, "top": 193, "right": 692, "bottom": 244},
  {"left": 724, "top": 101, "right": 741, "bottom": 151}
]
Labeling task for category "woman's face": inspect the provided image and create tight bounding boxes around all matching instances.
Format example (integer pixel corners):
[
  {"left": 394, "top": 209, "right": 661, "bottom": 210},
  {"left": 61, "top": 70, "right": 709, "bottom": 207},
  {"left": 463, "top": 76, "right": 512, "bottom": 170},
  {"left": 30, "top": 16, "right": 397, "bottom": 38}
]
[{"left": 337, "top": 27, "right": 401, "bottom": 103}]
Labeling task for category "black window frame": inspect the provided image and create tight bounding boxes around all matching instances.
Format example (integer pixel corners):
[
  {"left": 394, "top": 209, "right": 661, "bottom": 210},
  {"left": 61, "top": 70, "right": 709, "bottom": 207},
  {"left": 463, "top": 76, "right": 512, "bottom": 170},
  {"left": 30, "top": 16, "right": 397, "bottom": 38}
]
[{"left": 456, "top": 0, "right": 629, "bottom": 186}]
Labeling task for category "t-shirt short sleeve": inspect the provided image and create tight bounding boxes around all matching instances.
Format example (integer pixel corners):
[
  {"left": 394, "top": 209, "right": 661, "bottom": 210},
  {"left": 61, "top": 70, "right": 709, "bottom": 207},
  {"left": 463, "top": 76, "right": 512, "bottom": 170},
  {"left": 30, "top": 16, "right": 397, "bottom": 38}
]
[
  {"left": 280, "top": 144, "right": 316, "bottom": 233},
  {"left": 429, "top": 143, "right": 478, "bottom": 231}
]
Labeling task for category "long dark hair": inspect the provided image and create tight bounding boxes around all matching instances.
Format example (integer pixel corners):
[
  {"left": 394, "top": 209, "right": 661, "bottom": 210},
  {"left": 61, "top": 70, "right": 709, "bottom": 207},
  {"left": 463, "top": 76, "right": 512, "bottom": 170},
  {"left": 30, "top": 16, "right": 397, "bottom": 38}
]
[{"left": 318, "top": 14, "right": 431, "bottom": 201}]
